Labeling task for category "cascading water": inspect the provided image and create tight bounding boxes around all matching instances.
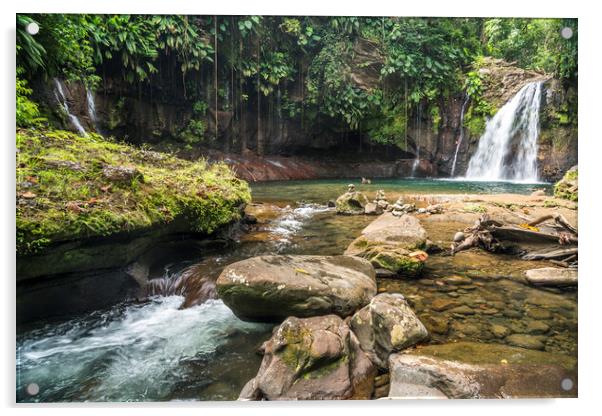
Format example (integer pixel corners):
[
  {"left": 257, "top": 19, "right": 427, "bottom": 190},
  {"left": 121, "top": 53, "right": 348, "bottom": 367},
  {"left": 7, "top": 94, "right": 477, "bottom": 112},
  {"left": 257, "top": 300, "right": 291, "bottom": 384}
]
[
  {"left": 450, "top": 94, "right": 470, "bottom": 177},
  {"left": 465, "top": 81, "right": 543, "bottom": 182},
  {"left": 53, "top": 78, "right": 87, "bottom": 137},
  {"left": 86, "top": 88, "right": 103, "bottom": 135},
  {"left": 411, "top": 103, "right": 422, "bottom": 177}
]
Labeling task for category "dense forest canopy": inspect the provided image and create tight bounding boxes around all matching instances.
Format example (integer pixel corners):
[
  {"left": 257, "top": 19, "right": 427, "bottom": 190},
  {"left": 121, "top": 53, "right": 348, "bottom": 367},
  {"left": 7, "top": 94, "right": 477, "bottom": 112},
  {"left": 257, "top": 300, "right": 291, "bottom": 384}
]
[{"left": 16, "top": 15, "right": 577, "bottom": 152}]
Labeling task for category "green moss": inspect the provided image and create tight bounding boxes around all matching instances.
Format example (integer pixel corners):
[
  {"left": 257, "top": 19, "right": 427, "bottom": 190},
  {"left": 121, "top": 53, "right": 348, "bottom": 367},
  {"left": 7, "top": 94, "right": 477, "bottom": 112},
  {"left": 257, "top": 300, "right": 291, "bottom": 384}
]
[
  {"left": 554, "top": 168, "right": 578, "bottom": 202},
  {"left": 16, "top": 128, "right": 250, "bottom": 255},
  {"left": 370, "top": 251, "right": 424, "bottom": 277},
  {"left": 463, "top": 203, "right": 488, "bottom": 213}
]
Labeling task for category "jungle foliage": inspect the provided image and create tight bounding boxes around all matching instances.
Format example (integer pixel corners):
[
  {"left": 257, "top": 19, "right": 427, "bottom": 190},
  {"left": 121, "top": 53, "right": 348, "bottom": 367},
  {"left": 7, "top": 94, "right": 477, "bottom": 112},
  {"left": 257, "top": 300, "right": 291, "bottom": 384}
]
[{"left": 16, "top": 15, "right": 577, "bottom": 151}]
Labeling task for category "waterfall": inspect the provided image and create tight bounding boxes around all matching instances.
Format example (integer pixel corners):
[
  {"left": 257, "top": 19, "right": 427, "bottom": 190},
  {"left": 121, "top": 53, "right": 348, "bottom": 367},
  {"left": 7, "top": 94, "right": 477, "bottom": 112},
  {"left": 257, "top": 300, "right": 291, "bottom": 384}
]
[
  {"left": 53, "top": 78, "right": 87, "bottom": 137},
  {"left": 411, "top": 103, "right": 422, "bottom": 177},
  {"left": 451, "top": 94, "right": 470, "bottom": 176},
  {"left": 465, "top": 81, "right": 543, "bottom": 182}
]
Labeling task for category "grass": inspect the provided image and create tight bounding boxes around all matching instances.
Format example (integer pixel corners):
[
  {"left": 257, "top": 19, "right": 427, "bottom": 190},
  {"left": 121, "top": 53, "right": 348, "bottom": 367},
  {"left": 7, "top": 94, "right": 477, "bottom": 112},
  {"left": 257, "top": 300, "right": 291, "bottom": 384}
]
[{"left": 16, "top": 128, "right": 251, "bottom": 255}]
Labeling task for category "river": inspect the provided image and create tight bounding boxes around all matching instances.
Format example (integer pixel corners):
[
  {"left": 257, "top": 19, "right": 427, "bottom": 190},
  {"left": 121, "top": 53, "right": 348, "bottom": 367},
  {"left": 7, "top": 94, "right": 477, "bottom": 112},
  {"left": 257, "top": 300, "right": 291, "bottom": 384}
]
[{"left": 17, "top": 178, "right": 576, "bottom": 402}]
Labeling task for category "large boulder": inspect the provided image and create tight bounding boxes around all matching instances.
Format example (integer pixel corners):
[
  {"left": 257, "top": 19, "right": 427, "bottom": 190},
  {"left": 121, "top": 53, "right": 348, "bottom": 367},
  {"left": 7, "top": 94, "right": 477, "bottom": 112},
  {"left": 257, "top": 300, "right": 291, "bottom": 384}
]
[
  {"left": 525, "top": 267, "right": 578, "bottom": 287},
  {"left": 388, "top": 342, "right": 577, "bottom": 399},
  {"left": 350, "top": 293, "right": 428, "bottom": 368},
  {"left": 216, "top": 255, "right": 377, "bottom": 322},
  {"left": 345, "top": 213, "right": 428, "bottom": 277},
  {"left": 239, "top": 315, "right": 377, "bottom": 400}
]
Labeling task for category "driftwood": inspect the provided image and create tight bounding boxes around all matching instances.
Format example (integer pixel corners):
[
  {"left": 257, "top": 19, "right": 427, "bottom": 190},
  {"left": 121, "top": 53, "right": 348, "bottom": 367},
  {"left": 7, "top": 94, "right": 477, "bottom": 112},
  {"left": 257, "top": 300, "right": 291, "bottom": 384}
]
[{"left": 451, "top": 213, "right": 578, "bottom": 265}]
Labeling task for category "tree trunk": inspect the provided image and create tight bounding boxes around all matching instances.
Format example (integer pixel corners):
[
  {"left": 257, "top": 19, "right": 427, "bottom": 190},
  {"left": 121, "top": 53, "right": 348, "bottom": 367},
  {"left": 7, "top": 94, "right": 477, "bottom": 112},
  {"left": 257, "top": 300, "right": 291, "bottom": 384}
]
[
  {"left": 256, "top": 39, "right": 264, "bottom": 156},
  {"left": 214, "top": 16, "right": 219, "bottom": 141}
]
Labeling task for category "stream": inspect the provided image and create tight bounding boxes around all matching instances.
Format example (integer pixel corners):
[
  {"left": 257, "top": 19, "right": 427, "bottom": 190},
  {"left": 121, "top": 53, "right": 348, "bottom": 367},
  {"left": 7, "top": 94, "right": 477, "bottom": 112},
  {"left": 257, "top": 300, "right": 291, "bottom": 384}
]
[{"left": 16, "top": 178, "right": 576, "bottom": 402}]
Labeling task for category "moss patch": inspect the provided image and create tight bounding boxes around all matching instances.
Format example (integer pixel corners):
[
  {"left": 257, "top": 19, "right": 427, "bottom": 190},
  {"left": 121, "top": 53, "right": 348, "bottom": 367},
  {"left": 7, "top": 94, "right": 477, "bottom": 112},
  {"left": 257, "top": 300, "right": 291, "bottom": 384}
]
[
  {"left": 554, "top": 167, "right": 578, "bottom": 202},
  {"left": 16, "top": 128, "right": 250, "bottom": 254}
]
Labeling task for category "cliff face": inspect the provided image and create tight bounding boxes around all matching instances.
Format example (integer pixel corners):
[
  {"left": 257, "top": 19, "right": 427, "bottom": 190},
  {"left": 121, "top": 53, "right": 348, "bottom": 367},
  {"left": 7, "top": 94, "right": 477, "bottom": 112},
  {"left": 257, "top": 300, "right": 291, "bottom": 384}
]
[{"left": 36, "top": 52, "right": 576, "bottom": 182}]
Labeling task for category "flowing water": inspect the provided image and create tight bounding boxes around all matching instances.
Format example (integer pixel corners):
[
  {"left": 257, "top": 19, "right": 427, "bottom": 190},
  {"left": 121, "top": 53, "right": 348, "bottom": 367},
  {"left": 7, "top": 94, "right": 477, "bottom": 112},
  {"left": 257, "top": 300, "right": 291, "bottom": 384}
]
[
  {"left": 450, "top": 94, "right": 470, "bottom": 177},
  {"left": 16, "top": 178, "right": 574, "bottom": 402},
  {"left": 53, "top": 78, "right": 88, "bottom": 137},
  {"left": 86, "top": 88, "right": 103, "bottom": 135},
  {"left": 466, "top": 82, "right": 543, "bottom": 181}
]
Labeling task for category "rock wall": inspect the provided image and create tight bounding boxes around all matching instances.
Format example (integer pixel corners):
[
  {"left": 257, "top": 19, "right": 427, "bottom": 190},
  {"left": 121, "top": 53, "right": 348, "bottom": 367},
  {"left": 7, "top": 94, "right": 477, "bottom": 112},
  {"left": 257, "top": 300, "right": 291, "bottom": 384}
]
[{"left": 35, "top": 53, "right": 576, "bottom": 182}]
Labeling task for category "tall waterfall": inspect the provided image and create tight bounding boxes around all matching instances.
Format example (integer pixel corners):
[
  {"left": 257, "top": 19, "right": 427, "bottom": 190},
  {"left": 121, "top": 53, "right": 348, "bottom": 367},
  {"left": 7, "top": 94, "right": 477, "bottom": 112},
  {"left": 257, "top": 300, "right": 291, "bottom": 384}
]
[
  {"left": 465, "top": 81, "right": 543, "bottom": 182},
  {"left": 411, "top": 103, "right": 422, "bottom": 177},
  {"left": 53, "top": 78, "right": 87, "bottom": 137},
  {"left": 450, "top": 94, "right": 470, "bottom": 176}
]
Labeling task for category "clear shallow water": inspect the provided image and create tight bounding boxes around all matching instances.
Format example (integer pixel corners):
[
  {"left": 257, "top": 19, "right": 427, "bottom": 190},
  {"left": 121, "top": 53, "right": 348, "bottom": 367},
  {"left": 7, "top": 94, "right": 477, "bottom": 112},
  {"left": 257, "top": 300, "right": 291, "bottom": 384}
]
[
  {"left": 16, "top": 178, "right": 572, "bottom": 402},
  {"left": 251, "top": 178, "right": 551, "bottom": 205}
]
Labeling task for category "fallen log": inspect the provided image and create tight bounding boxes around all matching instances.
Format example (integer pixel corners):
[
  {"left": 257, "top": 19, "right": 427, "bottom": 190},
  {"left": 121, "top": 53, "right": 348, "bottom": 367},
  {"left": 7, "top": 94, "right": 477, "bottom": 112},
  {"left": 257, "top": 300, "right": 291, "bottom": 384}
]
[{"left": 521, "top": 247, "right": 578, "bottom": 261}]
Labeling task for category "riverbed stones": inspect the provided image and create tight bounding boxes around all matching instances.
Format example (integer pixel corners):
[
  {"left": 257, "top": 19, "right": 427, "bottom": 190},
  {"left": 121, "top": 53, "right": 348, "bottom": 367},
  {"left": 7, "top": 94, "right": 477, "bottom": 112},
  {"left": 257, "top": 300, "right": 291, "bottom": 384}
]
[
  {"left": 525, "top": 267, "right": 578, "bottom": 287},
  {"left": 239, "top": 315, "right": 377, "bottom": 400},
  {"left": 430, "top": 298, "right": 459, "bottom": 312},
  {"left": 505, "top": 334, "right": 546, "bottom": 350},
  {"left": 345, "top": 213, "right": 428, "bottom": 277},
  {"left": 335, "top": 188, "right": 370, "bottom": 215},
  {"left": 388, "top": 341, "right": 577, "bottom": 398},
  {"left": 350, "top": 293, "right": 429, "bottom": 368},
  {"left": 526, "top": 320, "right": 550, "bottom": 335},
  {"left": 216, "top": 255, "right": 377, "bottom": 322}
]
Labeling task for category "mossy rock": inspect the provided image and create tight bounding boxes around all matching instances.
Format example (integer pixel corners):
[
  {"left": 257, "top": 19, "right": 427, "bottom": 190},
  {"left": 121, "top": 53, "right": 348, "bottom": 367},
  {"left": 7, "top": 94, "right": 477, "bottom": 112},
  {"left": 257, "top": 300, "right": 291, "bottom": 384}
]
[
  {"left": 16, "top": 128, "right": 251, "bottom": 255},
  {"left": 554, "top": 166, "right": 578, "bottom": 201},
  {"left": 335, "top": 191, "right": 369, "bottom": 215},
  {"left": 369, "top": 250, "right": 424, "bottom": 278}
]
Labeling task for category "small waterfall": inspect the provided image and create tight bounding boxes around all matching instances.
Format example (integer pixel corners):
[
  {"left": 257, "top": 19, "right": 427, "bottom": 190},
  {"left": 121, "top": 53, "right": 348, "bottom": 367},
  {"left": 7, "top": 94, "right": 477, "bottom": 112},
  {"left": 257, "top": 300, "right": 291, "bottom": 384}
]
[
  {"left": 451, "top": 94, "right": 470, "bottom": 177},
  {"left": 411, "top": 103, "right": 422, "bottom": 177},
  {"left": 85, "top": 88, "right": 103, "bottom": 135},
  {"left": 466, "top": 81, "right": 543, "bottom": 182},
  {"left": 53, "top": 78, "right": 87, "bottom": 137}
]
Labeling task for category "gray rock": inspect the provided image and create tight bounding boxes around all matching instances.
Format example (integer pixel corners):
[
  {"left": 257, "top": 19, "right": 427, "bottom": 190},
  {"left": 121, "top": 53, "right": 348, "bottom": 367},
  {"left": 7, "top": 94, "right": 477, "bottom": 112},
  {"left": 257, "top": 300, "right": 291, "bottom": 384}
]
[
  {"left": 239, "top": 315, "right": 376, "bottom": 400},
  {"left": 388, "top": 341, "right": 577, "bottom": 398},
  {"left": 216, "top": 255, "right": 376, "bottom": 322},
  {"left": 525, "top": 268, "right": 577, "bottom": 287},
  {"left": 364, "top": 202, "right": 382, "bottom": 215},
  {"left": 350, "top": 293, "right": 428, "bottom": 368}
]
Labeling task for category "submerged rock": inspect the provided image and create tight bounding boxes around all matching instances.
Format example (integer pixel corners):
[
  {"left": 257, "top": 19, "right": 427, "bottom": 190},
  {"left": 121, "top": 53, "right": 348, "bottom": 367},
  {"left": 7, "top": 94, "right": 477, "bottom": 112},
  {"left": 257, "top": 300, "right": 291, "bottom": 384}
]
[
  {"left": 216, "top": 255, "right": 377, "bottom": 322},
  {"left": 239, "top": 315, "right": 376, "bottom": 400},
  {"left": 345, "top": 213, "right": 428, "bottom": 277},
  {"left": 525, "top": 267, "right": 577, "bottom": 287},
  {"left": 350, "top": 293, "right": 428, "bottom": 368},
  {"left": 388, "top": 341, "right": 576, "bottom": 398}
]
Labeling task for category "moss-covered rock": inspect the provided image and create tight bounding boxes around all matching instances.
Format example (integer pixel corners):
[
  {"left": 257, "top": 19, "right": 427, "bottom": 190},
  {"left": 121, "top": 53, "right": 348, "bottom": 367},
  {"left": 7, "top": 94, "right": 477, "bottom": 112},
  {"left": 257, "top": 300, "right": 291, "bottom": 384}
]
[
  {"left": 16, "top": 128, "right": 250, "bottom": 255},
  {"left": 239, "top": 315, "right": 377, "bottom": 400},
  {"left": 335, "top": 189, "right": 369, "bottom": 215},
  {"left": 554, "top": 166, "right": 578, "bottom": 201}
]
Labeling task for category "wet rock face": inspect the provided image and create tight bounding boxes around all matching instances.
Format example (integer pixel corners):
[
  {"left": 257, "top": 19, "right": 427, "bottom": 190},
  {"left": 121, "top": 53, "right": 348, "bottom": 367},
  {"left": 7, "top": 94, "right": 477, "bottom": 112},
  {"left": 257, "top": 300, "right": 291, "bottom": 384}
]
[
  {"left": 239, "top": 315, "right": 377, "bottom": 400},
  {"left": 345, "top": 213, "right": 428, "bottom": 277},
  {"left": 554, "top": 166, "right": 578, "bottom": 201},
  {"left": 350, "top": 293, "right": 428, "bottom": 368},
  {"left": 388, "top": 342, "right": 577, "bottom": 399},
  {"left": 216, "top": 255, "right": 377, "bottom": 322}
]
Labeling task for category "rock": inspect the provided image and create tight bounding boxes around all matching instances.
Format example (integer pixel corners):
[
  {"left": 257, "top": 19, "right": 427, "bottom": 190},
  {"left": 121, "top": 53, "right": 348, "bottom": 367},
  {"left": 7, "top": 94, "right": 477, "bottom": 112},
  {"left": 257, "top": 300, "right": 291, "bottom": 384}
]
[
  {"left": 525, "top": 321, "right": 550, "bottom": 335},
  {"left": 453, "top": 231, "right": 466, "bottom": 242},
  {"left": 422, "top": 315, "right": 449, "bottom": 335},
  {"left": 530, "top": 189, "right": 546, "bottom": 197},
  {"left": 526, "top": 308, "right": 552, "bottom": 320},
  {"left": 350, "top": 293, "right": 428, "bottom": 368},
  {"left": 525, "top": 267, "right": 577, "bottom": 287},
  {"left": 443, "top": 275, "right": 473, "bottom": 286},
  {"left": 364, "top": 202, "right": 382, "bottom": 215},
  {"left": 430, "top": 298, "right": 459, "bottom": 312},
  {"left": 239, "top": 315, "right": 377, "bottom": 400},
  {"left": 345, "top": 213, "right": 428, "bottom": 277},
  {"left": 448, "top": 305, "right": 475, "bottom": 315},
  {"left": 327, "top": 200, "right": 336, "bottom": 208},
  {"left": 388, "top": 341, "right": 576, "bottom": 398},
  {"left": 505, "top": 334, "right": 546, "bottom": 350},
  {"left": 554, "top": 165, "right": 578, "bottom": 201},
  {"left": 102, "top": 165, "right": 144, "bottom": 184},
  {"left": 490, "top": 324, "right": 510, "bottom": 339},
  {"left": 335, "top": 187, "right": 369, "bottom": 215},
  {"left": 216, "top": 255, "right": 377, "bottom": 322}
]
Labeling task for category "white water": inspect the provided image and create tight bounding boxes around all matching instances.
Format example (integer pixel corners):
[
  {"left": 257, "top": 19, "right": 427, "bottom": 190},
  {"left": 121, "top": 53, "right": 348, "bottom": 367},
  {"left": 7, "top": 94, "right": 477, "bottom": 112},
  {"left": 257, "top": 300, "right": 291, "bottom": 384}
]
[
  {"left": 85, "top": 88, "right": 104, "bottom": 136},
  {"left": 450, "top": 94, "right": 470, "bottom": 177},
  {"left": 17, "top": 297, "right": 268, "bottom": 401},
  {"left": 465, "top": 81, "right": 543, "bottom": 182},
  {"left": 53, "top": 79, "right": 87, "bottom": 137},
  {"left": 269, "top": 203, "right": 331, "bottom": 249}
]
